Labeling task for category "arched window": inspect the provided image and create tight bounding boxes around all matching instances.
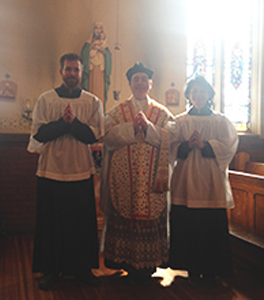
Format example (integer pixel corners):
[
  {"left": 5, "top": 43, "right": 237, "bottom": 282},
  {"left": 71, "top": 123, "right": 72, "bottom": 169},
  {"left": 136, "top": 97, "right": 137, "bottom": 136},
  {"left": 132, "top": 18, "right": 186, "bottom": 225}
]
[{"left": 186, "top": 0, "right": 263, "bottom": 134}]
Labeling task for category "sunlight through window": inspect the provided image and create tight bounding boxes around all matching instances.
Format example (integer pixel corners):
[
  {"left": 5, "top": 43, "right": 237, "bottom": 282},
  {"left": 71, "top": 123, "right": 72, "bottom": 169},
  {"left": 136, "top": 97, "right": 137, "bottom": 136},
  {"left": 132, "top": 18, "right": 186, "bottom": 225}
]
[{"left": 186, "top": 0, "right": 253, "bottom": 131}]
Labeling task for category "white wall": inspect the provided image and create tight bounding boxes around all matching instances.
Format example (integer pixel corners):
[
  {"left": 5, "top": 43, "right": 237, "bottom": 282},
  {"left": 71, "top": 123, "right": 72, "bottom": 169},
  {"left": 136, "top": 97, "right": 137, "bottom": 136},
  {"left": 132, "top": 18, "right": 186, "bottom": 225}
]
[{"left": 0, "top": 0, "right": 187, "bottom": 133}]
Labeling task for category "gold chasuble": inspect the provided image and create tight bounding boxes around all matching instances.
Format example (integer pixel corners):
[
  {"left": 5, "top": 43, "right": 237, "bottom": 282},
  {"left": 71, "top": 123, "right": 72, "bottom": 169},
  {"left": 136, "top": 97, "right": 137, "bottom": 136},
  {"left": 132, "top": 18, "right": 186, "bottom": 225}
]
[{"left": 108, "top": 99, "right": 171, "bottom": 221}]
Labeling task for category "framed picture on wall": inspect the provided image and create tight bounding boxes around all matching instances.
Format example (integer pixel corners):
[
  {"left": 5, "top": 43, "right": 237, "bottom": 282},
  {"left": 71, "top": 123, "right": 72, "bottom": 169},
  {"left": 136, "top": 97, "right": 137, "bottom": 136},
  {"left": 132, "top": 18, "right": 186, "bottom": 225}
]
[
  {"left": 165, "top": 88, "right": 180, "bottom": 106},
  {"left": 0, "top": 78, "right": 17, "bottom": 100}
]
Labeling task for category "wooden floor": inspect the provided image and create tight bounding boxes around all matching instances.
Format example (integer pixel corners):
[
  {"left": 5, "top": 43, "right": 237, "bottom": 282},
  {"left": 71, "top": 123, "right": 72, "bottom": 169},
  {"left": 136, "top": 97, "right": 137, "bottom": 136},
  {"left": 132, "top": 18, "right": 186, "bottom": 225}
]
[{"left": 1, "top": 235, "right": 264, "bottom": 300}]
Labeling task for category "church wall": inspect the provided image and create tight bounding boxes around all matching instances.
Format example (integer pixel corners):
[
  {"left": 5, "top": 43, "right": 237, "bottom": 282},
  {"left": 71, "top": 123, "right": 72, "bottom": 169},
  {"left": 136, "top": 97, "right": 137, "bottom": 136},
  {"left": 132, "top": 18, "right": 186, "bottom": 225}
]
[{"left": 0, "top": 0, "right": 187, "bottom": 134}]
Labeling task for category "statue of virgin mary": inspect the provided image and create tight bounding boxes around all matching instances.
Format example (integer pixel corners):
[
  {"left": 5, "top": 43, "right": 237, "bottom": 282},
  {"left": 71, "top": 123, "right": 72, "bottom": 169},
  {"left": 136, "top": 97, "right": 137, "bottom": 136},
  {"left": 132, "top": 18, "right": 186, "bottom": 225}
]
[{"left": 81, "top": 21, "right": 112, "bottom": 110}]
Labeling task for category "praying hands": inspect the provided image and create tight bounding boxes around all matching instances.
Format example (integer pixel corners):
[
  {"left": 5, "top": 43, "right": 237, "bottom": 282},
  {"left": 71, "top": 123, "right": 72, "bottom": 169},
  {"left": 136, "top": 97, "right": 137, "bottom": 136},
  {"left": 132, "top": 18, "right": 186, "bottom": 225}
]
[
  {"left": 188, "top": 130, "right": 204, "bottom": 149},
  {"left": 134, "top": 111, "right": 148, "bottom": 134},
  {"left": 63, "top": 103, "right": 75, "bottom": 124}
]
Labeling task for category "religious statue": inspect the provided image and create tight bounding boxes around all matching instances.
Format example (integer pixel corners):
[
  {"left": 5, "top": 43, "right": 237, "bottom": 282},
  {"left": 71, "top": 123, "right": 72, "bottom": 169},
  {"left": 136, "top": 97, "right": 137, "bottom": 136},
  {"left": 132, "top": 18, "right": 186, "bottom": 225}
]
[{"left": 81, "top": 21, "right": 112, "bottom": 110}]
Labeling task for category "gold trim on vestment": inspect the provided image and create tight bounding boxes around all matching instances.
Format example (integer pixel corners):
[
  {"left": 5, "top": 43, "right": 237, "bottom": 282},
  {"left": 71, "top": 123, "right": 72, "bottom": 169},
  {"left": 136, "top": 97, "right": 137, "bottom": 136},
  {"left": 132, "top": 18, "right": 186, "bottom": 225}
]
[{"left": 109, "top": 99, "right": 170, "bottom": 220}]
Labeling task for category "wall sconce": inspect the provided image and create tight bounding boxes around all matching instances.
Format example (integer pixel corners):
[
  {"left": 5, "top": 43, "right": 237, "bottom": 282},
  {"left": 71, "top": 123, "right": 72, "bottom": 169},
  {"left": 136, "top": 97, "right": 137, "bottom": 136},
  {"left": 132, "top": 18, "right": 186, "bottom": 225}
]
[{"left": 22, "top": 99, "right": 32, "bottom": 121}]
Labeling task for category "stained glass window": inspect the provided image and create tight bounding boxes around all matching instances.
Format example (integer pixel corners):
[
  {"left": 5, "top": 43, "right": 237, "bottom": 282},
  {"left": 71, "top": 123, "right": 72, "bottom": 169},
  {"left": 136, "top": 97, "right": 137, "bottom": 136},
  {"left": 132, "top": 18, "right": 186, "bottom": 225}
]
[{"left": 186, "top": 0, "right": 253, "bottom": 132}]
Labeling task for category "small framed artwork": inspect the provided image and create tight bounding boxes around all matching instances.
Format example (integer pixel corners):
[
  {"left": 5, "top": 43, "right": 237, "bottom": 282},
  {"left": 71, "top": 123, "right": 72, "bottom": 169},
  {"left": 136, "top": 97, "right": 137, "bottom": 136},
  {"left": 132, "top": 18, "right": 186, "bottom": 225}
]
[
  {"left": 0, "top": 77, "right": 17, "bottom": 100},
  {"left": 165, "top": 88, "right": 180, "bottom": 106}
]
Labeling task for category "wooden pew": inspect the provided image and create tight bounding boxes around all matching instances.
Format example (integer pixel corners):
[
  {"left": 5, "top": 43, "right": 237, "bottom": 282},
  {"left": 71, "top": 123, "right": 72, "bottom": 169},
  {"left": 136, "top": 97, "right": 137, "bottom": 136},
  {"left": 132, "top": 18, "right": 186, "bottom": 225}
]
[
  {"left": 228, "top": 170, "right": 264, "bottom": 274},
  {"left": 245, "top": 161, "right": 264, "bottom": 176},
  {"left": 229, "top": 151, "right": 264, "bottom": 243},
  {"left": 232, "top": 151, "right": 264, "bottom": 175},
  {"left": 232, "top": 151, "right": 250, "bottom": 171},
  {"left": 228, "top": 170, "right": 264, "bottom": 243}
]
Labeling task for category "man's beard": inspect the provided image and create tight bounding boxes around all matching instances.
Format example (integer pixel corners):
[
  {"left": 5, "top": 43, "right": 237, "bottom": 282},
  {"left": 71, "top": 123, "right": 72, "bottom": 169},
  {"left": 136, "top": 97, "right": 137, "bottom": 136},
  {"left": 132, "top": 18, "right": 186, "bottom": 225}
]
[{"left": 64, "top": 76, "right": 80, "bottom": 89}]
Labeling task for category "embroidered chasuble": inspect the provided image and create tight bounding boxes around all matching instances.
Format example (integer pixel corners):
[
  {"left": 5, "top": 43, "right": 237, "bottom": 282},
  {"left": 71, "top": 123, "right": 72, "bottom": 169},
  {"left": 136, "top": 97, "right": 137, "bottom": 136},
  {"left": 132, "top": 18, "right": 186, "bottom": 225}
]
[{"left": 108, "top": 99, "right": 170, "bottom": 221}]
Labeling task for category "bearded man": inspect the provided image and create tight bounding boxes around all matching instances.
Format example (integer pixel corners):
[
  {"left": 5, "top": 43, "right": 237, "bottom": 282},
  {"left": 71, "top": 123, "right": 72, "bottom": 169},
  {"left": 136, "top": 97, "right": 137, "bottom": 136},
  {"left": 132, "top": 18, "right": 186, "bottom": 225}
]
[{"left": 28, "top": 53, "right": 104, "bottom": 290}]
